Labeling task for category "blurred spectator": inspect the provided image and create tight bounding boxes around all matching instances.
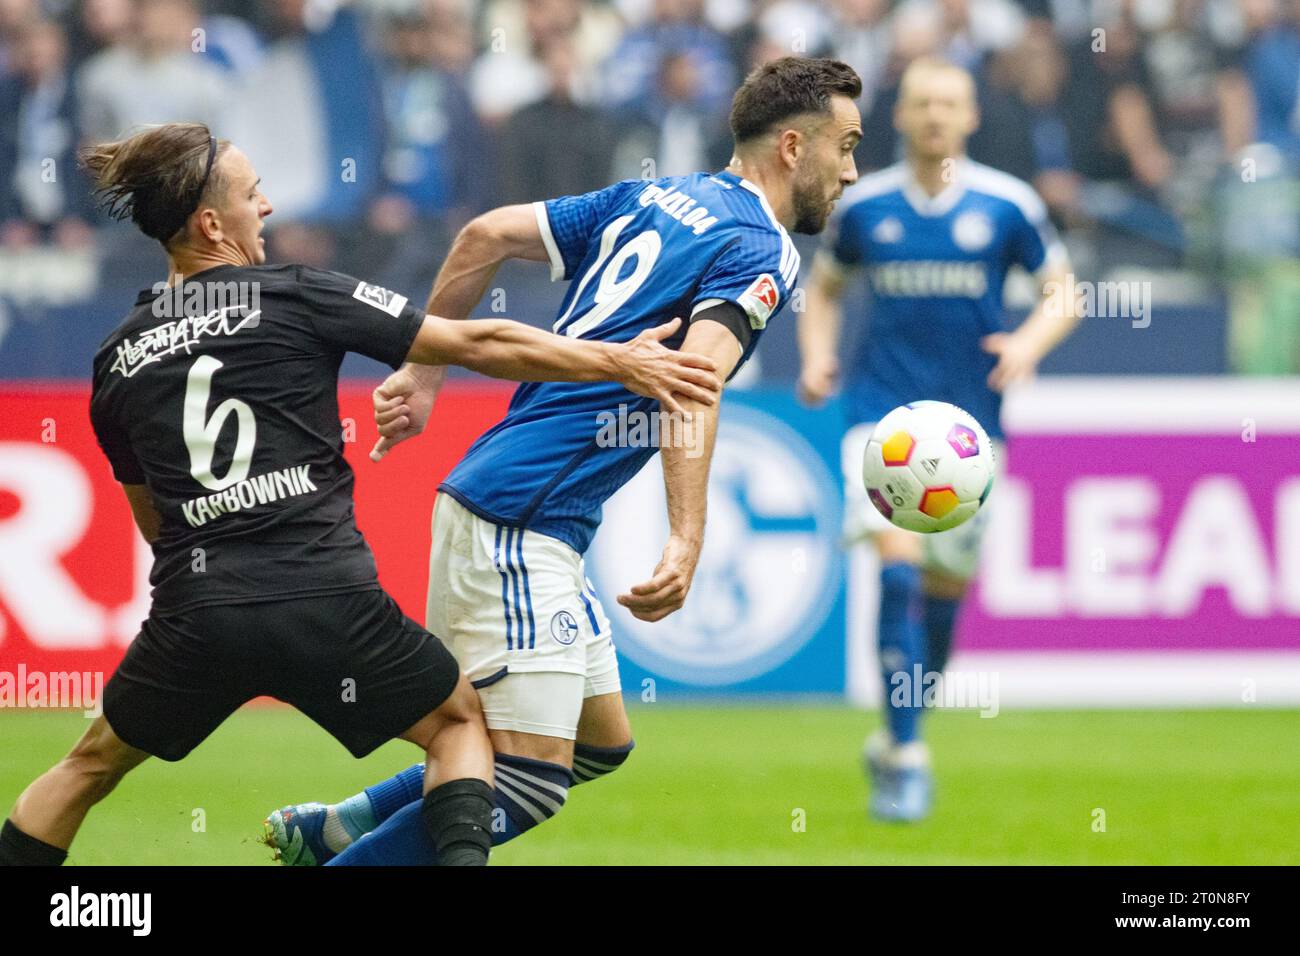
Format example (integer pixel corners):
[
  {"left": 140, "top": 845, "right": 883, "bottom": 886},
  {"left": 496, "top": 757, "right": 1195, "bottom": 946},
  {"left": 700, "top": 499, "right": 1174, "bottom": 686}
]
[
  {"left": 225, "top": 0, "right": 383, "bottom": 226},
  {"left": 616, "top": 0, "right": 751, "bottom": 33},
  {"left": 1, "top": 0, "right": 1295, "bottom": 380},
  {"left": 426, "top": 0, "right": 477, "bottom": 74},
  {"left": 855, "top": 1, "right": 945, "bottom": 170},
  {"left": 894, "top": 0, "right": 1026, "bottom": 73},
  {"left": 0, "top": 18, "right": 95, "bottom": 248},
  {"left": 76, "top": 0, "right": 230, "bottom": 143},
  {"left": 0, "top": 0, "right": 39, "bottom": 75},
  {"left": 374, "top": 0, "right": 486, "bottom": 225},
  {"left": 1133, "top": 0, "right": 1253, "bottom": 217},
  {"left": 1221, "top": 0, "right": 1300, "bottom": 374},
  {"left": 830, "top": 0, "right": 893, "bottom": 113},
  {"left": 70, "top": 0, "right": 135, "bottom": 64},
  {"left": 972, "top": 26, "right": 1133, "bottom": 224},
  {"left": 1085, "top": 1, "right": 1176, "bottom": 193},
  {"left": 197, "top": 6, "right": 264, "bottom": 76},
  {"left": 1241, "top": 0, "right": 1300, "bottom": 156},
  {"left": 471, "top": 0, "right": 616, "bottom": 123},
  {"left": 1016, "top": 0, "right": 1097, "bottom": 43},
  {"left": 335, "top": 0, "right": 486, "bottom": 292},
  {"left": 602, "top": 0, "right": 736, "bottom": 116},
  {"left": 502, "top": 32, "right": 616, "bottom": 200},
  {"left": 756, "top": 1, "right": 835, "bottom": 59},
  {"left": 611, "top": 48, "right": 731, "bottom": 178}
]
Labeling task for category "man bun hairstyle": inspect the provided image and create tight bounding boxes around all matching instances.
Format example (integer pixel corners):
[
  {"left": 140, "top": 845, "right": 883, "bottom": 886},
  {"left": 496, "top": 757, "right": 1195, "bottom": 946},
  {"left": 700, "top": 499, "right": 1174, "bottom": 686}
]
[
  {"left": 80, "top": 123, "right": 227, "bottom": 247},
  {"left": 729, "top": 56, "right": 862, "bottom": 145}
]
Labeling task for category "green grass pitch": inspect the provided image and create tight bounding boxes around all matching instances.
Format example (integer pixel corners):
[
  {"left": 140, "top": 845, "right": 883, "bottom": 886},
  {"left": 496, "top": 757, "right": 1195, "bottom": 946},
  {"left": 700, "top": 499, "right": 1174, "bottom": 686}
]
[{"left": 1, "top": 705, "right": 1296, "bottom": 865}]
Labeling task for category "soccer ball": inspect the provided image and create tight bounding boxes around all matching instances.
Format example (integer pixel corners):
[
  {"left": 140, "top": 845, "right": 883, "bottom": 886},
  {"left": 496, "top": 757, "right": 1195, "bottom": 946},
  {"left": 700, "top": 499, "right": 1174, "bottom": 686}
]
[{"left": 862, "top": 401, "right": 996, "bottom": 533}]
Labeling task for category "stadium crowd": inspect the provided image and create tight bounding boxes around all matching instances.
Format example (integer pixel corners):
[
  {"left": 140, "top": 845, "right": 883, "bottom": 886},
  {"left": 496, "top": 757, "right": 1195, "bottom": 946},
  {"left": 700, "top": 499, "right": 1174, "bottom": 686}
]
[{"left": 0, "top": 0, "right": 1297, "bottom": 372}]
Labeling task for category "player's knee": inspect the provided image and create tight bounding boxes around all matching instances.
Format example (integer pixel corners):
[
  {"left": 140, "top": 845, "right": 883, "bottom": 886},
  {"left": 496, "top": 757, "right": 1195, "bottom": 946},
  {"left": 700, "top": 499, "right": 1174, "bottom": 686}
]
[
  {"left": 438, "top": 674, "right": 486, "bottom": 728},
  {"left": 922, "top": 568, "right": 970, "bottom": 600},
  {"left": 875, "top": 530, "right": 923, "bottom": 565},
  {"left": 58, "top": 722, "right": 139, "bottom": 803},
  {"left": 572, "top": 739, "right": 635, "bottom": 785},
  {"left": 405, "top": 676, "right": 487, "bottom": 751}
]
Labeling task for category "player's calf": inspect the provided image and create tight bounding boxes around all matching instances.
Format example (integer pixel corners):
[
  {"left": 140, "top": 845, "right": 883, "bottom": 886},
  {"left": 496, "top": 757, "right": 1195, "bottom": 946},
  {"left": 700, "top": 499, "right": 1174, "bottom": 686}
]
[
  {"left": 400, "top": 675, "right": 495, "bottom": 866},
  {"left": 2, "top": 716, "right": 148, "bottom": 865},
  {"left": 921, "top": 580, "right": 965, "bottom": 678},
  {"left": 571, "top": 688, "right": 635, "bottom": 783}
]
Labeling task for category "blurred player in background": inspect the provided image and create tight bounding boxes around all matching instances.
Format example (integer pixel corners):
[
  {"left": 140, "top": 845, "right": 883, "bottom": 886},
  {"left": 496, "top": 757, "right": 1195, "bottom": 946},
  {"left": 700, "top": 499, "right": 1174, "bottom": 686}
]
[
  {"left": 797, "top": 57, "right": 1081, "bottom": 822},
  {"left": 265, "top": 56, "right": 863, "bottom": 865},
  {"left": 0, "top": 122, "right": 719, "bottom": 867}
]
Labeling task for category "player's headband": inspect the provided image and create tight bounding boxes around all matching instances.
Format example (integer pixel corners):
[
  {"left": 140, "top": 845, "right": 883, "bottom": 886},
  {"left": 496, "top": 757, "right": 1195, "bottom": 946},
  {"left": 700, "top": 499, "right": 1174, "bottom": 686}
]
[
  {"left": 154, "top": 135, "right": 218, "bottom": 242},
  {"left": 103, "top": 131, "right": 223, "bottom": 243},
  {"left": 188, "top": 135, "right": 219, "bottom": 220},
  {"left": 198, "top": 136, "right": 218, "bottom": 194}
]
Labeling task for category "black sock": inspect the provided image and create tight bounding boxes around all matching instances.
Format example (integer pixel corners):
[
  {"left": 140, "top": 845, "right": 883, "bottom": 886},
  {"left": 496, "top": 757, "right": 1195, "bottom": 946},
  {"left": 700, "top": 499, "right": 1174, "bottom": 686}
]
[
  {"left": 0, "top": 819, "right": 68, "bottom": 866},
  {"left": 421, "top": 779, "right": 493, "bottom": 866}
]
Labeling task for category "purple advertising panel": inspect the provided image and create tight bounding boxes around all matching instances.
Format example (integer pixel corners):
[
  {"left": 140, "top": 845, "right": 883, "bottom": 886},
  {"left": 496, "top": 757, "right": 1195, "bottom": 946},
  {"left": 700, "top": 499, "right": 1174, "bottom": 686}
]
[{"left": 961, "top": 380, "right": 1300, "bottom": 654}]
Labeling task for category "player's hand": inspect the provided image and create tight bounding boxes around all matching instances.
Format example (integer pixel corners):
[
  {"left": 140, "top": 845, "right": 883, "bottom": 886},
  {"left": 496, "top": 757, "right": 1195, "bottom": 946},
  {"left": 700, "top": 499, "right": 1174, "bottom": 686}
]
[
  {"left": 617, "top": 534, "right": 701, "bottom": 622},
  {"left": 370, "top": 367, "right": 438, "bottom": 462},
  {"left": 616, "top": 318, "right": 721, "bottom": 416},
  {"left": 797, "top": 357, "right": 839, "bottom": 407},
  {"left": 981, "top": 332, "right": 1040, "bottom": 392},
  {"left": 1131, "top": 147, "right": 1173, "bottom": 190}
]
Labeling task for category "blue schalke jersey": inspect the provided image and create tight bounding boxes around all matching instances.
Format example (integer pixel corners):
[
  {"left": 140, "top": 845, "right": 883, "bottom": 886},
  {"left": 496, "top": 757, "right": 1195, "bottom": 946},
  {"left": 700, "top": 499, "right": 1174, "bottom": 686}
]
[
  {"left": 441, "top": 170, "right": 799, "bottom": 554},
  {"left": 821, "top": 159, "right": 1066, "bottom": 439}
]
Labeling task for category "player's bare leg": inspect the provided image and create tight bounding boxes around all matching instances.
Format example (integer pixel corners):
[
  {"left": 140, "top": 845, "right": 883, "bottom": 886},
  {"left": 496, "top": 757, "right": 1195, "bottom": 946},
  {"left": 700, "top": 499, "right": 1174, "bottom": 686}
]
[
  {"left": 265, "top": 686, "right": 632, "bottom": 863},
  {"left": 571, "top": 692, "right": 636, "bottom": 784},
  {"left": 921, "top": 569, "right": 968, "bottom": 601},
  {"left": 876, "top": 527, "right": 923, "bottom": 565},
  {"left": 397, "top": 673, "right": 496, "bottom": 865},
  {"left": 398, "top": 673, "right": 495, "bottom": 791},
  {"left": 487, "top": 729, "right": 574, "bottom": 766},
  {"left": 1, "top": 716, "right": 149, "bottom": 864},
  {"left": 287, "top": 672, "right": 584, "bottom": 865},
  {"left": 576, "top": 692, "right": 633, "bottom": 748},
  {"left": 266, "top": 672, "right": 495, "bottom": 866}
]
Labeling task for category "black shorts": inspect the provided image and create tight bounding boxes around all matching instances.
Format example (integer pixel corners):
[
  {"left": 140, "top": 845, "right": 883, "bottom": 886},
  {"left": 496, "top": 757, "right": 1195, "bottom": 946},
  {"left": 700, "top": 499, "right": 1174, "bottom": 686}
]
[{"left": 103, "top": 588, "right": 460, "bottom": 761}]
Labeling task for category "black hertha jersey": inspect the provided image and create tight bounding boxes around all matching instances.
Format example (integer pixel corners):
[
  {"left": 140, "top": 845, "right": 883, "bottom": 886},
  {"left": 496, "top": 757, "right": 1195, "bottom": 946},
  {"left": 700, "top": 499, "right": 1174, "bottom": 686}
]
[{"left": 90, "top": 264, "right": 425, "bottom": 613}]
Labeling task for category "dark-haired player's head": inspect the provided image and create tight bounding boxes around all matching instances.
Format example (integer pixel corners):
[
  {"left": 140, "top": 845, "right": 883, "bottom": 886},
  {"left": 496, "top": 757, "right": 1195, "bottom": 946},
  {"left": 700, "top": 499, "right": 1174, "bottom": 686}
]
[
  {"left": 80, "top": 122, "right": 273, "bottom": 266},
  {"left": 729, "top": 56, "right": 863, "bottom": 234}
]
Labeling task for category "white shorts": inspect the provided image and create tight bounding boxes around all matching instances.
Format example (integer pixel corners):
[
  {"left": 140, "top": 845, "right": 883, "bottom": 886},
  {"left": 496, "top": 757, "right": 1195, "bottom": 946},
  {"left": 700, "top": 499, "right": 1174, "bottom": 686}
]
[
  {"left": 425, "top": 493, "right": 621, "bottom": 740},
  {"left": 841, "top": 422, "right": 1002, "bottom": 581}
]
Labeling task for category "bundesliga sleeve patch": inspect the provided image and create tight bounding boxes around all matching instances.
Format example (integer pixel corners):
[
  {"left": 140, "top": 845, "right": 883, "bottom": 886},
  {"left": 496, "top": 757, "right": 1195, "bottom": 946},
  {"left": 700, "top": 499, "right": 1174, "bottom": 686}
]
[
  {"left": 737, "top": 273, "right": 780, "bottom": 329},
  {"left": 352, "top": 281, "right": 409, "bottom": 318}
]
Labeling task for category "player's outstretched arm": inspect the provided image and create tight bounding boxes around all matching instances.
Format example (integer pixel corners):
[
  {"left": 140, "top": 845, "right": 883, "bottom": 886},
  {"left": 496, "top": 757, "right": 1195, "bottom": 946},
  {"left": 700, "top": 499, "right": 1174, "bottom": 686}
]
[
  {"left": 982, "top": 259, "right": 1082, "bottom": 392},
  {"left": 796, "top": 255, "right": 848, "bottom": 407},
  {"left": 427, "top": 204, "right": 552, "bottom": 322},
  {"left": 371, "top": 318, "right": 722, "bottom": 462},
  {"left": 368, "top": 204, "right": 554, "bottom": 461},
  {"left": 405, "top": 314, "right": 719, "bottom": 407},
  {"left": 617, "top": 317, "right": 744, "bottom": 622}
]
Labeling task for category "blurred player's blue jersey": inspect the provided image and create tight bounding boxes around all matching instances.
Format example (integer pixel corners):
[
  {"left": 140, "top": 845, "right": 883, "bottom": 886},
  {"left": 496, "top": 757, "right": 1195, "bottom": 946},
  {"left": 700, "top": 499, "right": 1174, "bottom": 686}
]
[
  {"left": 441, "top": 170, "right": 799, "bottom": 554},
  {"left": 822, "top": 159, "right": 1066, "bottom": 439}
]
